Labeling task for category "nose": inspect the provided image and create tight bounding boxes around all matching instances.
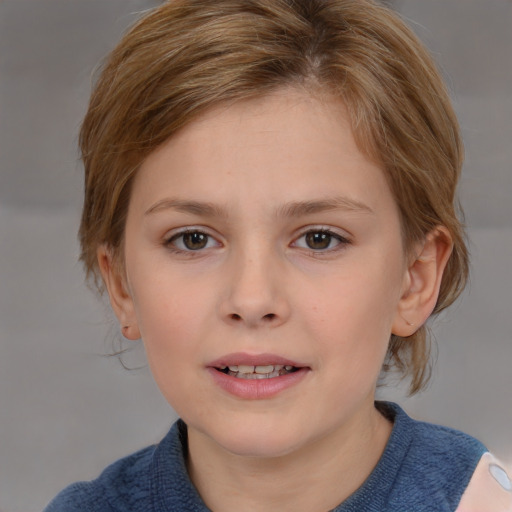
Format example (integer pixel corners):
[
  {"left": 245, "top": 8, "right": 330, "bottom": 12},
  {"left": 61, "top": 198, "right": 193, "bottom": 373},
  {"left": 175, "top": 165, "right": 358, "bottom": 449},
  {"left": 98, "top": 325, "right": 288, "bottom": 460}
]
[{"left": 218, "top": 245, "right": 291, "bottom": 328}]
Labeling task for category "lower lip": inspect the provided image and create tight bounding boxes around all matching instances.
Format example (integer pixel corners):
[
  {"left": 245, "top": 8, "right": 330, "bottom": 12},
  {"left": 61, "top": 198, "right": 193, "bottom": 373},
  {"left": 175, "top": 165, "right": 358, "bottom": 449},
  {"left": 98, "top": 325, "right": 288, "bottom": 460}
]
[{"left": 207, "top": 367, "right": 309, "bottom": 400}]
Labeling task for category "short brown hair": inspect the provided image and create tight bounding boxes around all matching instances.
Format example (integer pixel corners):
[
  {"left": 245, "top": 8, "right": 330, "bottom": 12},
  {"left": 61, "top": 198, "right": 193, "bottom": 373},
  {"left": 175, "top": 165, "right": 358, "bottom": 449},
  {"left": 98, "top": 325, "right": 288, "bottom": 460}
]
[{"left": 79, "top": 0, "right": 468, "bottom": 394}]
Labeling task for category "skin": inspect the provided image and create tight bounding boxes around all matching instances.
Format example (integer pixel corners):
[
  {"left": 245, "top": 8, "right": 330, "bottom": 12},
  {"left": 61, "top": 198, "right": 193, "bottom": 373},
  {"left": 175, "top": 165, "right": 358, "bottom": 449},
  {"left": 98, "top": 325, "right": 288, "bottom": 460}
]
[{"left": 99, "top": 89, "right": 452, "bottom": 511}]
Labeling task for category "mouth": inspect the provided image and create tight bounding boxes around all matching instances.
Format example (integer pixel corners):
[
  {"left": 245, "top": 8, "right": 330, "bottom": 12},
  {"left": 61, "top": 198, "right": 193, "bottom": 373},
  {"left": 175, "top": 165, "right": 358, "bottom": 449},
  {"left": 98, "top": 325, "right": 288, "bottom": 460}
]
[
  {"left": 216, "top": 364, "right": 300, "bottom": 380},
  {"left": 207, "top": 353, "right": 309, "bottom": 399}
]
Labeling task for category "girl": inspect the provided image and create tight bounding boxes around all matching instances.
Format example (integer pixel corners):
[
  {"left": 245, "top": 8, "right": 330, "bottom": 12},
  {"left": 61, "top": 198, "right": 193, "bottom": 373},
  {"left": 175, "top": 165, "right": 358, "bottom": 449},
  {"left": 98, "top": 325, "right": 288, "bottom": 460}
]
[{"left": 45, "top": 0, "right": 511, "bottom": 510}]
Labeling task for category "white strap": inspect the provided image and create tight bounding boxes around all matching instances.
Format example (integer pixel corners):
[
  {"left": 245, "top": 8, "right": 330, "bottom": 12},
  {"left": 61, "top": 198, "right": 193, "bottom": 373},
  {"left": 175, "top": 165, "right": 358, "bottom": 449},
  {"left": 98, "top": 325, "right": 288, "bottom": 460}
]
[{"left": 456, "top": 452, "right": 512, "bottom": 512}]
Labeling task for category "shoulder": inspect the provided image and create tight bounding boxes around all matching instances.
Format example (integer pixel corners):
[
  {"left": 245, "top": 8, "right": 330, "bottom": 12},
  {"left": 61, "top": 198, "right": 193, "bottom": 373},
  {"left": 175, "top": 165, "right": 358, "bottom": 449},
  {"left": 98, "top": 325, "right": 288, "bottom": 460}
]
[
  {"left": 43, "top": 444, "right": 157, "bottom": 512},
  {"left": 408, "top": 414, "right": 487, "bottom": 474},
  {"left": 404, "top": 413, "right": 486, "bottom": 504},
  {"left": 382, "top": 402, "right": 486, "bottom": 475},
  {"left": 379, "top": 402, "right": 487, "bottom": 510},
  {"left": 44, "top": 420, "right": 210, "bottom": 512},
  {"left": 456, "top": 452, "right": 512, "bottom": 512}
]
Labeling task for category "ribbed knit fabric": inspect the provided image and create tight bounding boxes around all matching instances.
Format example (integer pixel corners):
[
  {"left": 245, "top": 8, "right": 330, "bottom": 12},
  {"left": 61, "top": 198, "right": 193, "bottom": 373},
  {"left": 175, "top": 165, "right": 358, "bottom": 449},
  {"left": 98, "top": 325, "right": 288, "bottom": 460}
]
[{"left": 43, "top": 402, "right": 486, "bottom": 512}]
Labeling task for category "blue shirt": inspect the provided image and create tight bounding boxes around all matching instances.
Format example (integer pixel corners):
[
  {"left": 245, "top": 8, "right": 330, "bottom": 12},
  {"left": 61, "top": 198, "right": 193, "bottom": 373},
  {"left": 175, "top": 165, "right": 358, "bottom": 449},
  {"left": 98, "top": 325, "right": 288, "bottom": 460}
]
[{"left": 43, "top": 402, "right": 486, "bottom": 511}]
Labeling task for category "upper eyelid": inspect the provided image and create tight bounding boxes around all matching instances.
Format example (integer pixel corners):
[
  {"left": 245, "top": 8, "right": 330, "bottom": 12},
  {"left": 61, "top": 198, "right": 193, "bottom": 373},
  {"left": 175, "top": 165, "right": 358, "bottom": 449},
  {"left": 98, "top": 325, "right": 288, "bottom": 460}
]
[
  {"left": 162, "top": 225, "right": 351, "bottom": 246},
  {"left": 164, "top": 227, "right": 223, "bottom": 249},
  {"left": 165, "top": 226, "right": 219, "bottom": 240},
  {"left": 290, "top": 228, "right": 352, "bottom": 254},
  {"left": 293, "top": 226, "right": 351, "bottom": 241}
]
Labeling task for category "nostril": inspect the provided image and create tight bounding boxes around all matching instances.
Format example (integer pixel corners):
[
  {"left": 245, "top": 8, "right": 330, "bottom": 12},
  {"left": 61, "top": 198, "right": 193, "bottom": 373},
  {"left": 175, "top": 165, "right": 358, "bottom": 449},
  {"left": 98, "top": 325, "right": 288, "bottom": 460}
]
[{"left": 226, "top": 312, "right": 278, "bottom": 323}]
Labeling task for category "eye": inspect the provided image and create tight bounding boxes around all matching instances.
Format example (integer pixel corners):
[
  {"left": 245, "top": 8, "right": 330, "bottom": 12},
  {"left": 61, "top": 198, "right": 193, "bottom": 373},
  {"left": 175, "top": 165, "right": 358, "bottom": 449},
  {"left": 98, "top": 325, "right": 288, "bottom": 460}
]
[
  {"left": 167, "top": 230, "right": 219, "bottom": 251},
  {"left": 293, "top": 229, "right": 348, "bottom": 251}
]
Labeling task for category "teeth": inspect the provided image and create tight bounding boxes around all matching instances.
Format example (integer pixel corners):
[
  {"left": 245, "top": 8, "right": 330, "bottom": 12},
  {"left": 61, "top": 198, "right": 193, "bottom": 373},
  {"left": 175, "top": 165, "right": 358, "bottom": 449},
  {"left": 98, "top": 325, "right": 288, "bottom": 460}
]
[
  {"left": 237, "top": 365, "right": 255, "bottom": 374},
  {"left": 224, "top": 364, "right": 297, "bottom": 379},
  {"left": 234, "top": 369, "right": 282, "bottom": 379},
  {"left": 227, "top": 364, "right": 285, "bottom": 373},
  {"left": 228, "top": 365, "right": 256, "bottom": 373},
  {"left": 255, "top": 364, "right": 282, "bottom": 374}
]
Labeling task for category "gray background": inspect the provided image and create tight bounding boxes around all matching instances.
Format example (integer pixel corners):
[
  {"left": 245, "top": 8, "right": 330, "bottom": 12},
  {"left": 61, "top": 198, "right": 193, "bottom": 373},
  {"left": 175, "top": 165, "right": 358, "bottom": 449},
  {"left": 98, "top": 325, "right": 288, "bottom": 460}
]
[{"left": 0, "top": 1, "right": 511, "bottom": 510}]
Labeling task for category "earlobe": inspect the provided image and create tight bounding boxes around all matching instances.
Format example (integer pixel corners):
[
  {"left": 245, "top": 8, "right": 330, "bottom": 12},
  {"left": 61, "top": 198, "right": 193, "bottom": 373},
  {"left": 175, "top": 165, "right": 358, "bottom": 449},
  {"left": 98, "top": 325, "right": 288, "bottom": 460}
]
[
  {"left": 97, "top": 246, "right": 141, "bottom": 340},
  {"left": 392, "top": 227, "right": 453, "bottom": 337}
]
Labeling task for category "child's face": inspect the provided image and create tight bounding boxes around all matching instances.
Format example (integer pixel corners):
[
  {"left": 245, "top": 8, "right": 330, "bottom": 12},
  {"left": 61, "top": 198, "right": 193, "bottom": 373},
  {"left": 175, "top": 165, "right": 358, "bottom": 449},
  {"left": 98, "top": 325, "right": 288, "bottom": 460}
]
[{"left": 113, "top": 89, "right": 411, "bottom": 458}]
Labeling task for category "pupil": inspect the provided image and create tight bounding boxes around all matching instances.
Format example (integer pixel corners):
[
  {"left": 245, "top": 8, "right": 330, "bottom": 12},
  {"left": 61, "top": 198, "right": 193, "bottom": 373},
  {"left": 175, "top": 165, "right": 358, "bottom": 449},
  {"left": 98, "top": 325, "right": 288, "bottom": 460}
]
[
  {"left": 184, "top": 232, "right": 207, "bottom": 250},
  {"left": 306, "top": 232, "right": 331, "bottom": 250}
]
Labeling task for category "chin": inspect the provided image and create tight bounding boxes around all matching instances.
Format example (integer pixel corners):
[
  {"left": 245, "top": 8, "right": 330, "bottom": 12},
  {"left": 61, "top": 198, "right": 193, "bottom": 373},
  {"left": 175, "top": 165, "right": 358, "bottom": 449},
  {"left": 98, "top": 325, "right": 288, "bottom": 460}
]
[
  {"left": 204, "top": 418, "right": 311, "bottom": 459},
  {"left": 223, "top": 435, "right": 302, "bottom": 459}
]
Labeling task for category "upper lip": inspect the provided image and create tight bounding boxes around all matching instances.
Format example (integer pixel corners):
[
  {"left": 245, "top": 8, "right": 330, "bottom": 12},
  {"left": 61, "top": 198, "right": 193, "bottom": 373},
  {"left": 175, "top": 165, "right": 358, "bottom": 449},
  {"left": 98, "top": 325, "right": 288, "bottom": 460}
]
[{"left": 208, "top": 352, "right": 307, "bottom": 369}]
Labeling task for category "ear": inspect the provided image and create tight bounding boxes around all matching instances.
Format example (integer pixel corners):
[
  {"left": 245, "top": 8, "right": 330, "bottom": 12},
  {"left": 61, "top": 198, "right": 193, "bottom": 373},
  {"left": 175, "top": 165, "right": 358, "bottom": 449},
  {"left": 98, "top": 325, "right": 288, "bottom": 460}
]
[
  {"left": 97, "top": 246, "right": 141, "bottom": 340},
  {"left": 392, "top": 227, "right": 453, "bottom": 337}
]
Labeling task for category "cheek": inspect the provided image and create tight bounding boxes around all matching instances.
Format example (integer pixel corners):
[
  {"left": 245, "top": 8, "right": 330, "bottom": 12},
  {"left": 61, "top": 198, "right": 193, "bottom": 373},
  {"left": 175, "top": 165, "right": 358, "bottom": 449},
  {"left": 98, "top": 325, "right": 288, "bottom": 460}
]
[
  {"left": 129, "top": 277, "right": 211, "bottom": 411},
  {"left": 300, "top": 261, "right": 403, "bottom": 367},
  {"left": 129, "top": 269, "right": 209, "bottom": 358},
  {"left": 308, "top": 268, "right": 401, "bottom": 333}
]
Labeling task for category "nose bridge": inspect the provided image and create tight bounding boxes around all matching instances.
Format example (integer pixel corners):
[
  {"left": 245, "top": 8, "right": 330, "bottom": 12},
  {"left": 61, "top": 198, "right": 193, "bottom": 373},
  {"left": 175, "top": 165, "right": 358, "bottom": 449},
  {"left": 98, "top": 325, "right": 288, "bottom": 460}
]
[{"left": 220, "top": 236, "right": 289, "bottom": 327}]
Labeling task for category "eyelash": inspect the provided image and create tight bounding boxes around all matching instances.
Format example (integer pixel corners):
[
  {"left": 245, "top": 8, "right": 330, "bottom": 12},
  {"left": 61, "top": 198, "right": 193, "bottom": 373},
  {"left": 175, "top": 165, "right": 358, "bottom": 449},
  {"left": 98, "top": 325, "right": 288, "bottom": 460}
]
[
  {"left": 164, "top": 227, "right": 351, "bottom": 255},
  {"left": 165, "top": 228, "right": 220, "bottom": 254},
  {"left": 292, "top": 228, "right": 351, "bottom": 254}
]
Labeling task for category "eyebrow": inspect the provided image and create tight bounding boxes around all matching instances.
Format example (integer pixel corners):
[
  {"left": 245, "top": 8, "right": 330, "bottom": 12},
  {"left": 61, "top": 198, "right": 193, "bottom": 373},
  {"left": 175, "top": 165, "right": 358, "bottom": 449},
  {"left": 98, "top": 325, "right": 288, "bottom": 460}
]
[
  {"left": 276, "top": 197, "right": 375, "bottom": 218},
  {"left": 144, "top": 196, "right": 374, "bottom": 218},
  {"left": 145, "top": 199, "right": 228, "bottom": 217}
]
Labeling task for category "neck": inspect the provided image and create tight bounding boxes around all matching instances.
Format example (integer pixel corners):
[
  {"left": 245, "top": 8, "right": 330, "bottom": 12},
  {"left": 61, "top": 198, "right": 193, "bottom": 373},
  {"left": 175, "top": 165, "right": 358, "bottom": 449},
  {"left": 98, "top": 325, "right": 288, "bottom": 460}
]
[{"left": 186, "top": 403, "right": 392, "bottom": 512}]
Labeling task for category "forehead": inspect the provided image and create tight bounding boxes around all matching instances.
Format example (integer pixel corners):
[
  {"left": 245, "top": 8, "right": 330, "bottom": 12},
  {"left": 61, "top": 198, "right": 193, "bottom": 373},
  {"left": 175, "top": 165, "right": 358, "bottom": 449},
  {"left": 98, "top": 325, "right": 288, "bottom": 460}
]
[{"left": 131, "top": 89, "right": 395, "bottom": 219}]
